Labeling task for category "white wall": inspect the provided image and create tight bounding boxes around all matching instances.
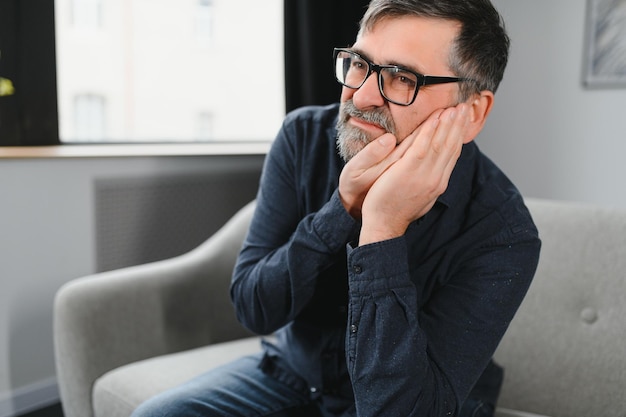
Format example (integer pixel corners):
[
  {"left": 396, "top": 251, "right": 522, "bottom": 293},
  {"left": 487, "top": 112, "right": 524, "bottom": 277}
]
[
  {"left": 481, "top": 0, "right": 626, "bottom": 209},
  {"left": 0, "top": 153, "right": 264, "bottom": 416}
]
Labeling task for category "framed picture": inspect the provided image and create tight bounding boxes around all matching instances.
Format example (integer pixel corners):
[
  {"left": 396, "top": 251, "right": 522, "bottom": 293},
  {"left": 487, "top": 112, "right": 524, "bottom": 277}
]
[{"left": 583, "top": 0, "right": 626, "bottom": 88}]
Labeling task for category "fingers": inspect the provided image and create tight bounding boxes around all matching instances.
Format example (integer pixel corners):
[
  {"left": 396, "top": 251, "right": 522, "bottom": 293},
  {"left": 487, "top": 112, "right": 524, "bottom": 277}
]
[
  {"left": 402, "top": 108, "right": 444, "bottom": 160},
  {"left": 405, "top": 103, "right": 468, "bottom": 166},
  {"left": 342, "top": 132, "right": 402, "bottom": 190},
  {"left": 433, "top": 105, "right": 467, "bottom": 182},
  {"left": 432, "top": 104, "right": 468, "bottom": 154},
  {"left": 347, "top": 133, "right": 397, "bottom": 172},
  {"left": 419, "top": 105, "right": 468, "bottom": 199},
  {"left": 338, "top": 132, "right": 398, "bottom": 218}
]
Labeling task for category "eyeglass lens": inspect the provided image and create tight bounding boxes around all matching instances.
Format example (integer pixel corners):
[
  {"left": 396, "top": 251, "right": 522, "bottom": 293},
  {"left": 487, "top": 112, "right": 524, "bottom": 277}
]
[{"left": 335, "top": 50, "right": 418, "bottom": 105}]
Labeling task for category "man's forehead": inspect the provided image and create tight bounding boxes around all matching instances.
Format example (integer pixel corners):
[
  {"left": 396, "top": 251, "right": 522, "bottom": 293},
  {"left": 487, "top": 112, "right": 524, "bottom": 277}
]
[{"left": 354, "top": 16, "right": 460, "bottom": 73}]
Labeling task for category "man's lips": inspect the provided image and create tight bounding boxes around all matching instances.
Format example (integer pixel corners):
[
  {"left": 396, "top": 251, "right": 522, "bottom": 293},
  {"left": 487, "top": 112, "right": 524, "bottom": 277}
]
[{"left": 348, "top": 116, "right": 387, "bottom": 135}]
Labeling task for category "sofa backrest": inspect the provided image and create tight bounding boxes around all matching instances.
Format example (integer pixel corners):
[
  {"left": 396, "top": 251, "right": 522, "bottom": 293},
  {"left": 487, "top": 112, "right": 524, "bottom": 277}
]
[
  {"left": 189, "top": 199, "right": 258, "bottom": 344},
  {"left": 494, "top": 198, "right": 626, "bottom": 416}
]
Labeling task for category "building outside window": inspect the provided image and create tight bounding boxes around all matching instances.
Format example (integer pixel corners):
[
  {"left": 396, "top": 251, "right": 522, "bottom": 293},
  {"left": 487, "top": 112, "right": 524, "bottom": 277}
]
[
  {"left": 71, "top": 0, "right": 102, "bottom": 29},
  {"left": 73, "top": 93, "right": 106, "bottom": 141},
  {"left": 55, "top": 0, "right": 284, "bottom": 143},
  {"left": 195, "top": 0, "right": 214, "bottom": 44},
  {"left": 195, "top": 112, "right": 214, "bottom": 141}
]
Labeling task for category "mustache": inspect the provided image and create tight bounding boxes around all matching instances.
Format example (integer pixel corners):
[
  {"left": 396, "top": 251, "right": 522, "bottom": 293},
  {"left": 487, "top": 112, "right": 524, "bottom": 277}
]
[{"left": 339, "top": 100, "right": 396, "bottom": 134}]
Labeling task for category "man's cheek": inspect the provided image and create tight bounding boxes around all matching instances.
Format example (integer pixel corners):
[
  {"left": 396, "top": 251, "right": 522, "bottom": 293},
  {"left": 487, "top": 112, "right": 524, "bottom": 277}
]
[{"left": 396, "top": 113, "right": 430, "bottom": 144}]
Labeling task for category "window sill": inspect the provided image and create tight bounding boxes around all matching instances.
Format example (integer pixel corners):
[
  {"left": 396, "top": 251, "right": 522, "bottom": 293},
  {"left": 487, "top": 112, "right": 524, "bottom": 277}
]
[{"left": 0, "top": 142, "right": 272, "bottom": 159}]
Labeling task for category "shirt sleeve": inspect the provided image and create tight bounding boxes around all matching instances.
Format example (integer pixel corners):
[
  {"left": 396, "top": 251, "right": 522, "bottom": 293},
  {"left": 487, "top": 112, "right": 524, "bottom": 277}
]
[
  {"left": 230, "top": 116, "right": 359, "bottom": 335},
  {"left": 345, "top": 224, "right": 540, "bottom": 417}
]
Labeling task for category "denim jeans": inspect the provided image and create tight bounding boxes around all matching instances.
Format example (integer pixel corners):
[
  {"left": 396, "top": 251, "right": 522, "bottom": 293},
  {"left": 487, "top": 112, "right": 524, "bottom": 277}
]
[{"left": 130, "top": 353, "right": 494, "bottom": 417}]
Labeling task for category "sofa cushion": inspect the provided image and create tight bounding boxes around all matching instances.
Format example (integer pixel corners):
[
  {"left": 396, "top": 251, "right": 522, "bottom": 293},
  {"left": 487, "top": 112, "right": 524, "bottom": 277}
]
[{"left": 93, "top": 337, "right": 262, "bottom": 417}]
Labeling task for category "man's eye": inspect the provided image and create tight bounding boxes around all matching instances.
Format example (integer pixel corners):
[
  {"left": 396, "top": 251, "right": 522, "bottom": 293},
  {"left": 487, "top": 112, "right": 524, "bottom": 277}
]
[
  {"left": 397, "top": 75, "right": 416, "bottom": 88},
  {"left": 351, "top": 60, "right": 366, "bottom": 70},
  {"left": 387, "top": 69, "right": 417, "bottom": 88}
]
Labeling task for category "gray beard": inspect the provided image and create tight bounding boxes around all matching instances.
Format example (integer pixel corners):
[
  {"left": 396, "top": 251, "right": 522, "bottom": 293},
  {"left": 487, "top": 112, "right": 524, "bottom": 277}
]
[{"left": 336, "top": 100, "right": 396, "bottom": 162}]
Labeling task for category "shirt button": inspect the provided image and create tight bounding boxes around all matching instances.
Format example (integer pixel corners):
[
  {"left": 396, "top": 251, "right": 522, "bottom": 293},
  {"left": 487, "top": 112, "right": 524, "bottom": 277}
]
[
  {"left": 350, "top": 324, "right": 358, "bottom": 333},
  {"left": 310, "top": 387, "right": 319, "bottom": 393},
  {"left": 353, "top": 265, "right": 362, "bottom": 274}
]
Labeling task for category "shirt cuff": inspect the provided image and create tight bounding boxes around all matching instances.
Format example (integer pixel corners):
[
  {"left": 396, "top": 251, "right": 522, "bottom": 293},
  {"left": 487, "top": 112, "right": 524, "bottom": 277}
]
[
  {"left": 311, "top": 189, "right": 360, "bottom": 253},
  {"left": 346, "top": 237, "right": 412, "bottom": 295}
]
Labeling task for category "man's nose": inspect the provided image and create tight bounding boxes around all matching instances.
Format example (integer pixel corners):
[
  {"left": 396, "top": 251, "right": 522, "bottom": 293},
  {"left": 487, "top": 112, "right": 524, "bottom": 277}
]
[{"left": 352, "top": 72, "right": 386, "bottom": 108}]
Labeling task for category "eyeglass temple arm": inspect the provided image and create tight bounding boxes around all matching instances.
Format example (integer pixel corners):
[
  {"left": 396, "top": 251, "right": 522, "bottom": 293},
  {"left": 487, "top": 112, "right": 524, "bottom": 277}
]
[{"left": 422, "top": 75, "right": 471, "bottom": 86}]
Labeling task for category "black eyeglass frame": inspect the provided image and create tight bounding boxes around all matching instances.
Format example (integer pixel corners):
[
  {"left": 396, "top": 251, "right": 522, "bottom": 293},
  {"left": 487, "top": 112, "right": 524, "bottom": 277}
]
[{"left": 333, "top": 48, "right": 472, "bottom": 106}]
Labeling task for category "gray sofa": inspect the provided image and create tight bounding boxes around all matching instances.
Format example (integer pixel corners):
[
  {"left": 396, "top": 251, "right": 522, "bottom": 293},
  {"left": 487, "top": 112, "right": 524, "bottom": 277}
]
[{"left": 53, "top": 198, "right": 626, "bottom": 417}]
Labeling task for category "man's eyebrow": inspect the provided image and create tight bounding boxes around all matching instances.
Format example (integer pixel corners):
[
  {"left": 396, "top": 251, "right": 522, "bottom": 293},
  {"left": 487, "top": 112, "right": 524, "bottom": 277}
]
[
  {"left": 348, "top": 47, "right": 371, "bottom": 61},
  {"left": 349, "top": 47, "right": 426, "bottom": 75},
  {"left": 388, "top": 59, "right": 425, "bottom": 75}
]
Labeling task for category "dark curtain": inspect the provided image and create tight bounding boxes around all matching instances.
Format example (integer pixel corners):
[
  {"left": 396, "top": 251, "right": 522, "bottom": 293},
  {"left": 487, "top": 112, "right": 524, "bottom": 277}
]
[
  {"left": 0, "top": 0, "right": 59, "bottom": 146},
  {"left": 0, "top": 0, "right": 59, "bottom": 145},
  {"left": 284, "top": 0, "right": 371, "bottom": 113}
]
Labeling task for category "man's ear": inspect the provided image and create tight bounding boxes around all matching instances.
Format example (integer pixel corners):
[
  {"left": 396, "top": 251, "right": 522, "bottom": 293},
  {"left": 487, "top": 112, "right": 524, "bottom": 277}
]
[{"left": 462, "top": 90, "right": 494, "bottom": 144}]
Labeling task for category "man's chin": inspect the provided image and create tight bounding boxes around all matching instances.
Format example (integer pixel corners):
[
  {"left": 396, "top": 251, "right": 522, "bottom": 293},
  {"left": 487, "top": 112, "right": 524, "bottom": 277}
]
[
  {"left": 337, "top": 141, "right": 362, "bottom": 162},
  {"left": 336, "top": 126, "right": 374, "bottom": 162}
]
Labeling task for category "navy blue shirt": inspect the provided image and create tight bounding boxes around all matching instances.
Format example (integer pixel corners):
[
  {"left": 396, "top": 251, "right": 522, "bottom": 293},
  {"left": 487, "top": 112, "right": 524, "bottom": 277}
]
[{"left": 231, "top": 103, "right": 540, "bottom": 417}]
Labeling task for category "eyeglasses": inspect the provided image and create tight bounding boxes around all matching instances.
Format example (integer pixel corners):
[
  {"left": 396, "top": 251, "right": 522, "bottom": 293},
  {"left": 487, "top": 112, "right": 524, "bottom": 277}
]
[{"left": 333, "top": 48, "right": 471, "bottom": 106}]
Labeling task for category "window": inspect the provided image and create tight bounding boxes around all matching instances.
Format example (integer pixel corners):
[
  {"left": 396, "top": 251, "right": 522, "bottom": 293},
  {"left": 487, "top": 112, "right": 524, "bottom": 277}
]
[
  {"left": 195, "top": 0, "right": 214, "bottom": 44},
  {"left": 0, "top": 0, "right": 284, "bottom": 146},
  {"left": 55, "top": 0, "right": 285, "bottom": 143},
  {"left": 195, "top": 112, "right": 214, "bottom": 141},
  {"left": 74, "top": 94, "right": 106, "bottom": 141},
  {"left": 71, "top": 0, "right": 102, "bottom": 29}
]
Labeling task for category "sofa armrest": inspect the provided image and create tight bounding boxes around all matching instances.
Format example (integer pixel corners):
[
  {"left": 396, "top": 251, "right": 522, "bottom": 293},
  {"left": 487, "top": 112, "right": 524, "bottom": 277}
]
[
  {"left": 54, "top": 200, "right": 255, "bottom": 417},
  {"left": 496, "top": 408, "right": 551, "bottom": 417}
]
